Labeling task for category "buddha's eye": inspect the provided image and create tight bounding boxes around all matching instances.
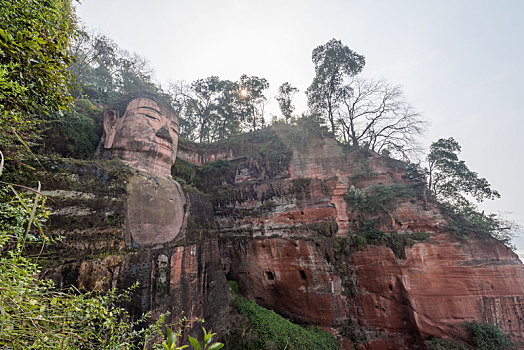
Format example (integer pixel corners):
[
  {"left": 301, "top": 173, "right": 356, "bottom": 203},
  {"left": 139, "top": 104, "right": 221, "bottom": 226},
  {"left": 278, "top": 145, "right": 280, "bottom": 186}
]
[{"left": 141, "top": 113, "right": 159, "bottom": 121}]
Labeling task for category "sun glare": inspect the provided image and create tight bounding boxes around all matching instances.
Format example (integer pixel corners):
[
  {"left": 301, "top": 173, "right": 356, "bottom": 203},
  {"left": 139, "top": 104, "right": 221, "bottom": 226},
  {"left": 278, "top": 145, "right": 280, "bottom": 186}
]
[{"left": 240, "top": 89, "right": 248, "bottom": 97}]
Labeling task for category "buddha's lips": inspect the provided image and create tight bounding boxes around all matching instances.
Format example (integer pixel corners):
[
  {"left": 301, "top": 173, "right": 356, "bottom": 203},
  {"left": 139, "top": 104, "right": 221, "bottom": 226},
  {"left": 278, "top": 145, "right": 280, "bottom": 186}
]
[{"left": 154, "top": 139, "right": 172, "bottom": 151}]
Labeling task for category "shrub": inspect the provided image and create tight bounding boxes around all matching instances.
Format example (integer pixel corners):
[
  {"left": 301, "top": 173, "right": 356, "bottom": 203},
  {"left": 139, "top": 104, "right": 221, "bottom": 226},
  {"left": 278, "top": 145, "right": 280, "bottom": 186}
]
[
  {"left": 426, "top": 322, "right": 514, "bottom": 350},
  {"left": 352, "top": 220, "right": 432, "bottom": 259},
  {"left": 344, "top": 183, "right": 416, "bottom": 214},
  {"left": 445, "top": 204, "right": 517, "bottom": 250},
  {"left": 355, "top": 235, "right": 367, "bottom": 246},
  {"left": 468, "top": 322, "right": 514, "bottom": 350},
  {"left": 230, "top": 296, "right": 338, "bottom": 350},
  {"left": 41, "top": 98, "right": 102, "bottom": 159}
]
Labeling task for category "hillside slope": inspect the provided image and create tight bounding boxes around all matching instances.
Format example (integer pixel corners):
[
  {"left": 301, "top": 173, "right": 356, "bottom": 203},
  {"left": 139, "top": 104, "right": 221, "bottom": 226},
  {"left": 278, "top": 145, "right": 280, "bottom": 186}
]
[{"left": 34, "top": 124, "right": 523, "bottom": 349}]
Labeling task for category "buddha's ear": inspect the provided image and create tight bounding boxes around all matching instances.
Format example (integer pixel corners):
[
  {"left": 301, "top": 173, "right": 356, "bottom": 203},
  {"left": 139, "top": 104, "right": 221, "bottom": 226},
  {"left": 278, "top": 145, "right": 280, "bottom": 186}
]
[{"left": 103, "top": 110, "right": 119, "bottom": 148}]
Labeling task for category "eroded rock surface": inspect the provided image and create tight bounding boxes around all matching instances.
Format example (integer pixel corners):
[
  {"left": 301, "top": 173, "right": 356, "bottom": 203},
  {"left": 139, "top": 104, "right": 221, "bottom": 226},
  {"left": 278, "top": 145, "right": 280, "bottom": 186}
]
[
  {"left": 126, "top": 174, "right": 186, "bottom": 246},
  {"left": 38, "top": 125, "right": 524, "bottom": 349}
]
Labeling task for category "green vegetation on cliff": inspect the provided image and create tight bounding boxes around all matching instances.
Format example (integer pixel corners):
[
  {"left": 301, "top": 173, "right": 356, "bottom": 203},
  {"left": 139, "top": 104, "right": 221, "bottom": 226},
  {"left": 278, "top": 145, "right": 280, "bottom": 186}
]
[
  {"left": 226, "top": 295, "right": 337, "bottom": 350},
  {"left": 173, "top": 127, "right": 292, "bottom": 191},
  {"left": 344, "top": 183, "right": 417, "bottom": 214},
  {"left": 427, "top": 322, "right": 514, "bottom": 350}
]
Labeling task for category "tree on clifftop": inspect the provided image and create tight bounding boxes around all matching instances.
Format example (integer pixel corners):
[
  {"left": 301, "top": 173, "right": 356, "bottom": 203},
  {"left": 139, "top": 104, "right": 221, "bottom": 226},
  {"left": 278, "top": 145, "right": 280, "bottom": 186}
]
[
  {"left": 276, "top": 82, "right": 299, "bottom": 123},
  {"left": 185, "top": 76, "right": 240, "bottom": 143},
  {"left": 237, "top": 74, "right": 269, "bottom": 131},
  {"left": 306, "top": 38, "right": 365, "bottom": 134},
  {"left": 426, "top": 137, "right": 500, "bottom": 208},
  {"left": 68, "top": 27, "right": 159, "bottom": 102},
  {"left": 337, "top": 77, "right": 426, "bottom": 160},
  {"left": 425, "top": 137, "right": 519, "bottom": 248}
]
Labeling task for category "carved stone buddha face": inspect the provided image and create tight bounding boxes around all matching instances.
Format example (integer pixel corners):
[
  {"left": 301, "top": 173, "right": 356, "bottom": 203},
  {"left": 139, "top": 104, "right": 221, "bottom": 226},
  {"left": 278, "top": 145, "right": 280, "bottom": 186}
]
[{"left": 102, "top": 97, "right": 179, "bottom": 178}]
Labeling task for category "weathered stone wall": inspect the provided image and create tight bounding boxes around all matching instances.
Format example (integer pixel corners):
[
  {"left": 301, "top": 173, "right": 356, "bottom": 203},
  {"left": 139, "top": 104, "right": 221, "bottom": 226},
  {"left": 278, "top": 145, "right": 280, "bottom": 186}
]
[{"left": 36, "top": 126, "right": 524, "bottom": 349}]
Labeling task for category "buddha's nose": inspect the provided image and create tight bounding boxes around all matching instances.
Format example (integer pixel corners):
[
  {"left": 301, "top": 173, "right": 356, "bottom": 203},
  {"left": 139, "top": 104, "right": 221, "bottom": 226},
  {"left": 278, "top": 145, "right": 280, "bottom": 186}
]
[{"left": 155, "top": 123, "right": 173, "bottom": 143}]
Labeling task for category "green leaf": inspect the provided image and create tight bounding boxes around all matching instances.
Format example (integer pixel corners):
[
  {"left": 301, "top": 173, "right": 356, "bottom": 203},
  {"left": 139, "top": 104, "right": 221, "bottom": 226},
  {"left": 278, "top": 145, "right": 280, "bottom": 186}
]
[
  {"left": 0, "top": 150, "right": 4, "bottom": 176},
  {"left": 188, "top": 336, "right": 201, "bottom": 350},
  {"left": 0, "top": 28, "right": 9, "bottom": 42},
  {"left": 202, "top": 327, "right": 216, "bottom": 347},
  {"left": 206, "top": 343, "right": 224, "bottom": 350},
  {"left": 163, "top": 326, "right": 176, "bottom": 350}
]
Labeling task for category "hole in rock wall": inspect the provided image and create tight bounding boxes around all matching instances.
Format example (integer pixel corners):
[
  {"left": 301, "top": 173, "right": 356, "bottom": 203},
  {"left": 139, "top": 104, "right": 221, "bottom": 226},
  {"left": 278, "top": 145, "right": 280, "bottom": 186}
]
[
  {"left": 389, "top": 284, "right": 393, "bottom": 291},
  {"left": 299, "top": 270, "right": 307, "bottom": 280},
  {"left": 265, "top": 271, "right": 275, "bottom": 280}
]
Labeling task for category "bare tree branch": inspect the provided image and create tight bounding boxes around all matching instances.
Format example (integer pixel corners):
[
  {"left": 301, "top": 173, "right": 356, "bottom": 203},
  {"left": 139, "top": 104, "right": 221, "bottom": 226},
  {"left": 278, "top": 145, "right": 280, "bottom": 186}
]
[{"left": 337, "top": 77, "right": 427, "bottom": 160}]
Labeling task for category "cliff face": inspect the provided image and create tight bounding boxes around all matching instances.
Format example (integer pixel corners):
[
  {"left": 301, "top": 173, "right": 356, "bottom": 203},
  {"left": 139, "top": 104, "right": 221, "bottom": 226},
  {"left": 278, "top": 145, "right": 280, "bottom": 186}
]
[{"left": 37, "top": 125, "right": 524, "bottom": 349}]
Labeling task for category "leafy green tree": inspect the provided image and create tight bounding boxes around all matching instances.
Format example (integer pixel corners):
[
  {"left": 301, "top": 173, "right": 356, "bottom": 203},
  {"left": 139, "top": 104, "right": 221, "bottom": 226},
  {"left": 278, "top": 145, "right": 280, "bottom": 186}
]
[
  {"left": 276, "top": 82, "right": 299, "bottom": 123},
  {"left": 68, "top": 26, "right": 158, "bottom": 103},
  {"left": 0, "top": 0, "right": 76, "bottom": 157},
  {"left": 179, "top": 74, "right": 269, "bottom": 142},
  {"left": 167, "top": 80, "right": 196, "bottom": 138},
  {"left": 187, "top": 76, "right": 223, "bottom": 143},
  {"left": 69, "top": 26, "right": 118, "bottom": 99},
  {"left": 116, "top": 51, "right": 158, "bottom": 95},
  {"left": 426, "top": 138, "right": 519, "bottom": 248},
  {"left": 211, "top": 79, "right": 242, "bottom": 141},
  {"left": 306, "top": 38, "right": 365, "bottom": 134},
  {"left": 426, "top": 137, "right": 500, "bottom": 208},
  {"left": 237, "top": 74, "right": 269, "bottom": 131},
  {"left": 185, "top": 77, "right": 240, "bottom": 143}
]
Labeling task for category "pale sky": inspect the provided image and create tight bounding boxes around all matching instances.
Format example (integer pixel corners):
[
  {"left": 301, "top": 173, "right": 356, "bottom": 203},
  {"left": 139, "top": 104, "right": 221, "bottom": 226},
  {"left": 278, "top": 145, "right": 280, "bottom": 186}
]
[{"left": 77, "top": 0, "right": 524, "bottom": 256}]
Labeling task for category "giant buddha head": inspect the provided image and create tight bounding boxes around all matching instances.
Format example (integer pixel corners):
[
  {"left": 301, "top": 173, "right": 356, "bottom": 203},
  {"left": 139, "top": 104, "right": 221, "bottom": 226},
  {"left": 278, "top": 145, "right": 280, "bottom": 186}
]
[{"left": 99, "top": 96, "right": 179, "bottom": 178}]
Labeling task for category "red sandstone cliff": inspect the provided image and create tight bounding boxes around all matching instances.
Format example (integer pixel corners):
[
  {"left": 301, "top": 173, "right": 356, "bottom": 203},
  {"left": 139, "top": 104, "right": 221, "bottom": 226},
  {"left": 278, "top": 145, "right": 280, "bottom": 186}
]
[{"left": 39, "top": 126, "right": 524, "bottom": 349}]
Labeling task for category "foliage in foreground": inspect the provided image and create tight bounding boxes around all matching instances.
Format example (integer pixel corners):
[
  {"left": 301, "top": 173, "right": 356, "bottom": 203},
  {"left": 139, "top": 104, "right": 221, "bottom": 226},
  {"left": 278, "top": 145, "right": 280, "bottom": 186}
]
[
  {"left": 0, "top": 0, "right": 76, "bottom": 157},
  {"left": 0, "top": 153, "right": 226, "bottom": 349},
  {"left": 230, "top": 295, "right": 338, "bottom": 350},
  {"left": 0, "top": 155, "right": 159, "bottom": 349},
  {"left": 0, "top": 201, "right": 164, "bottom": 350},
  {"left": 161, "top": 326, "right": 223, "bottom": 350}
]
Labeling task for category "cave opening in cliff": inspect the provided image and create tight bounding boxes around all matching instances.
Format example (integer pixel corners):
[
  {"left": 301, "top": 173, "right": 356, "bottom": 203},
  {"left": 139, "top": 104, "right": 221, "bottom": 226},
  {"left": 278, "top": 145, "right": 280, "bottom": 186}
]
[
  {"left": 265, "top": 271, "right": 275, "bottom": 280},
  {"left": 299, "top": 269, "right": 307, "bottom": 280}
]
